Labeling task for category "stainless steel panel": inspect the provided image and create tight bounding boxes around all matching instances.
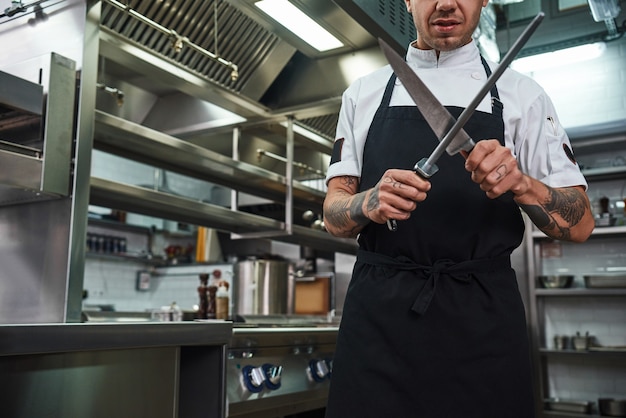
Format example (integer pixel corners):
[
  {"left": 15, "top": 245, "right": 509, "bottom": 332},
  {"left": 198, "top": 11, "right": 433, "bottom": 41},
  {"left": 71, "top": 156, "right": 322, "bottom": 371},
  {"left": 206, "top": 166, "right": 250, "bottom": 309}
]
[
  {"left": 0, "top": 69, "right": 43, "bottom": 116},
  {"left": 0, "top": 151, "right": 45, "bottom": 204},
  {"left": 0, "top": 347, "right": 178, "bottom": 418},
  {"left": 0, "top": 199, "right": 71, "bottom": 323},
  {"left": 0, "top": 322, "right": 233, "bottom": 355},
  {"left": 65, "top": 0, "right": 102, "bottom": 323},
  {"left": 0, "top": 322, "right": 232, "bottom": 418},
  {"left": 40, "top": 53, "right": 77, "bottom": 196}
]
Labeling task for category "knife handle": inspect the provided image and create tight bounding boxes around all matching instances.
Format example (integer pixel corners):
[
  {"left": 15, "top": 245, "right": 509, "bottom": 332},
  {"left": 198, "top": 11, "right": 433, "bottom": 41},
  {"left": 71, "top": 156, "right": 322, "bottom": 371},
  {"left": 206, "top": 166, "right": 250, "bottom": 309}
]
[
  {"left": 386, "top": 219, "right": 398, "bottom": 231},
  {"left": 386, "top": 160, "right": 439, "bottom": 232}
]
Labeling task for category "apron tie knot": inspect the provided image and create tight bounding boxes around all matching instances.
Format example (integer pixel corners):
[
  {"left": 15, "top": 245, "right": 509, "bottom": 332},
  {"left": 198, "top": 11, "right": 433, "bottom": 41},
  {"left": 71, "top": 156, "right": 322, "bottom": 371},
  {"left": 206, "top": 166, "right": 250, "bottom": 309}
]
[
  {"left": 412, "top": 259, "right": 472, "bottom": 315},
  {"left": 356, "top": 250, "right": 511, "bottom": 316}
]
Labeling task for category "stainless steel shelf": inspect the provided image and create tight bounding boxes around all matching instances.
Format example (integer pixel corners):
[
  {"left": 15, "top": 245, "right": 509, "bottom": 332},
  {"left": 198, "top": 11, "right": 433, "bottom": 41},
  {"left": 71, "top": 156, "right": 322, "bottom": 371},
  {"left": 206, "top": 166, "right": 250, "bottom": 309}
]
[
  {"left": 93, "top": 110, "right": 326, "bottom": 212},
  {"left": 540, "top": 348, "right": 626, "bottom": 357},
  {"left": 581, "top": 165, "right": 626, "bottom": 181},
  {"left": 89, "top": 177, "right": 358, "bottom": 255},
  {"left": 536, "top": 288, "right": 626, "bottom": 296},
  {"left": 531, "top": 225, "right": 626, "bottom": 238},
  {"left": 543, "top": 411, "right": 601, "bottom": 418}
]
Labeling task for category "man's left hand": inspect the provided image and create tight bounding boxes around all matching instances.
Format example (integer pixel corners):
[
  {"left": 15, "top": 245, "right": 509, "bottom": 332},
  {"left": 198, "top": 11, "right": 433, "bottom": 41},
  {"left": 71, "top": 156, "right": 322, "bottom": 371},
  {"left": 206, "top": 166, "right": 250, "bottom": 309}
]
[{"left": 463, "top": 139, "right": 530, "bottom": 199}]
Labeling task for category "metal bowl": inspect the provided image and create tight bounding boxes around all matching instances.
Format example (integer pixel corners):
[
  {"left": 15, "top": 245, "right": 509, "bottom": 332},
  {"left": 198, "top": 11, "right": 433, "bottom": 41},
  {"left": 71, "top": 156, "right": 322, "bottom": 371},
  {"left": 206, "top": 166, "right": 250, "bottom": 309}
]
[
  {"left": 599, "top": 398, "right": 626, "bottom": 417},
  {"left": 538, "top": 275, "right": 574, "bottom": 289}
]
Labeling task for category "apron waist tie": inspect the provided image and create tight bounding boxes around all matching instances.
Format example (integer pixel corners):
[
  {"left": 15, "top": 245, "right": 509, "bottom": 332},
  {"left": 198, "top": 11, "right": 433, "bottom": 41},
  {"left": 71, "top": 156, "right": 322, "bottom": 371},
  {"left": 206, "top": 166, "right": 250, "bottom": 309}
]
[{"left": 356, "top": 250, "right": 511, "bottom": 315}]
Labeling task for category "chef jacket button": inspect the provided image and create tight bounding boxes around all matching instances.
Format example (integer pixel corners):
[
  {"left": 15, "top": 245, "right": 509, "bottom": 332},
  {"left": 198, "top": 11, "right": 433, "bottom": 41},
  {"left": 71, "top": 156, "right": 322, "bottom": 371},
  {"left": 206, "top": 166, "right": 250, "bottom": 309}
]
[
  {"left": 395, "top": 78, "right": 402, "bottom": 86},
  {"left": 471, "top": 72, "right": 482, "bottom": 80}
]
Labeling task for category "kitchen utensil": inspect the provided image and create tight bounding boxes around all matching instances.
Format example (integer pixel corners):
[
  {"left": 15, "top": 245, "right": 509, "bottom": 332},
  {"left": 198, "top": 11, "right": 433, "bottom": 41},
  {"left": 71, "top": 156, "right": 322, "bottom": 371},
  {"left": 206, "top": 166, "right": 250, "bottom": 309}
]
[
  {"left": 599, "top": 398, "right": 626, "bottom": 417},
  {"left": 538, "top": 275, "right": 574, "bottom": 288},
  {"left": 595, "top": 213, "right": 616, "bottom": 227},
  {"left": 544, "top": 398, "right": 593, "bottom": 414},
  {"left": 553, "top": 335, "right": 570, "bottom": 350},
  {"left": 379, "top": 11, "right": 545, "bottom": 231},
  {"left": 232, "top": 258, "right": 293, "bottom": 315},
  {"left": 572, "top": 331, "right": 593, "bottom": 351},
  {"left": 584, "top": 274, "right": 626, "bottom": 288}
]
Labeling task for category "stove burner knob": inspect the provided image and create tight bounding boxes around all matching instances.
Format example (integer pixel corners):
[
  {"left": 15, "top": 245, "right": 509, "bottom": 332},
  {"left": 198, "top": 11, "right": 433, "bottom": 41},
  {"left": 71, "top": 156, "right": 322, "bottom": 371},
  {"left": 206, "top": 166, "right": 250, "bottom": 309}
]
[
  {"left": 309, "top": 359, "right": 330, "bottom": 382},
  {"left": 262, "top": 363, "right": 283, "bottom": 390},
  {"left": 241, "top": 365, "right": 265, "bottom": 393}
]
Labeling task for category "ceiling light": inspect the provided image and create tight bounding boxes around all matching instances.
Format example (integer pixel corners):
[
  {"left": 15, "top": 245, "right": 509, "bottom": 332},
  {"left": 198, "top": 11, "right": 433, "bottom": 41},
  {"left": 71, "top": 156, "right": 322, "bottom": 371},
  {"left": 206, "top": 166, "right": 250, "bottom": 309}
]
[
  {"left": 511, "top": 42, "right": 606, "bottom": 73},
  {"left": 255, "top": 0, "right": 344, "bottom": 52}
]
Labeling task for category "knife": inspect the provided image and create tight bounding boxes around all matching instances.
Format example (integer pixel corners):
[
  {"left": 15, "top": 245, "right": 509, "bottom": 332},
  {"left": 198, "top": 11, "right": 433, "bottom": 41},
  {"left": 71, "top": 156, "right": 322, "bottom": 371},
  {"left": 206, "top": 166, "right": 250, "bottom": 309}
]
[{"left": 380, "top": 11, "right": 544, "bottom": 231}]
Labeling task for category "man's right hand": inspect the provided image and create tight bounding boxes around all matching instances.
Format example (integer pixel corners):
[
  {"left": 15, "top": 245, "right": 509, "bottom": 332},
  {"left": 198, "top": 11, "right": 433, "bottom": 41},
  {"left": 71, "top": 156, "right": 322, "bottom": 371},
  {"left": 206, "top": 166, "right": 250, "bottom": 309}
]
[{"left": 323, "top": 170, "right": 430, "bottom": 238}]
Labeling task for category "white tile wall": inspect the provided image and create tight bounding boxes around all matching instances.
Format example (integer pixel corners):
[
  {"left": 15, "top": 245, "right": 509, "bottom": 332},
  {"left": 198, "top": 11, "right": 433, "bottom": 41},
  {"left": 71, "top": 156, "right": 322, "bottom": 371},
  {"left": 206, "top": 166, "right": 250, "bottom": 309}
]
[
  {"left": 547, "top": 356, "right": 626, "bottom": 402},
  {"left": 522, "top": 36, "right": 626, "bottom": 131},
  {"left": 83, "top": 259, "right": 234, "bottom": 313}
]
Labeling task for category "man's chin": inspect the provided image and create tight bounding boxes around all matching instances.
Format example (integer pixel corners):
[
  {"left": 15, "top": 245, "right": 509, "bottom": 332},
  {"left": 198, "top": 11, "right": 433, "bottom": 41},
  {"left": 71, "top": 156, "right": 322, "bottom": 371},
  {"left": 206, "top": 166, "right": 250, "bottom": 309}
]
[{"left": 432, "top": 37, "right": 471, "bottom": 52}]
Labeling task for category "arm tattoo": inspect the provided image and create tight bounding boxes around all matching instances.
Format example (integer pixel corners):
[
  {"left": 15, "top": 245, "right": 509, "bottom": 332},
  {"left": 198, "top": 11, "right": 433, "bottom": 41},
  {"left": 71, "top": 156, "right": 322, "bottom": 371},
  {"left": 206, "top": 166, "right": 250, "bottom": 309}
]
[
  {"left": 325, "top": 191, "right": 369, "bottom": 236},
  {"left": 520, "top": 187, "right": 587, "bottom": 240},
  {"left": 341, "top": 176, "right": 356, "bottom": 187},
  {"left": 366, "top": 187, "right": 380, "bottom": 212},
  {"left": 349, "top": 194, "right": 370, "bottom": 226}
]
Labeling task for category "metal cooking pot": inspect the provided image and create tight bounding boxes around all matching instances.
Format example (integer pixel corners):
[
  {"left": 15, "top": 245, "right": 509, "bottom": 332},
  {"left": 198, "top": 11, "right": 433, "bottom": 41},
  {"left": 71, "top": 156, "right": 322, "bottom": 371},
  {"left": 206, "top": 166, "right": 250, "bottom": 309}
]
[{"left": 233, "top": 259, "right": 293, "bottom": 315}]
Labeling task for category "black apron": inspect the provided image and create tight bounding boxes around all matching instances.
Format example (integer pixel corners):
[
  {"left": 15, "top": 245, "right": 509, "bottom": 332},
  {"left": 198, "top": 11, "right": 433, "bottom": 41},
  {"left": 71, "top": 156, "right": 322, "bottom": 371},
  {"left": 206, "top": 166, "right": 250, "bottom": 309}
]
[{"left": 326, "top": 58, "right": 535, "bottom": 418}]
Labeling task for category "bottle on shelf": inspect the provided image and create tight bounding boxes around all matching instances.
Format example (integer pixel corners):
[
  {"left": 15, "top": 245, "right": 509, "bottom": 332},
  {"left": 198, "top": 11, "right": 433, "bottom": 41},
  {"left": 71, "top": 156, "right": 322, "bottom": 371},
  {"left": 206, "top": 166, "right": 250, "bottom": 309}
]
[
  {"left": 197, "top": 273, "right": 209, "bottom": 319},
  {"left": 207, "top": 285, "right": 218, "bottom": 320},
  {"left": 216, "top": 280, "right": 229, "bottom": 320}
]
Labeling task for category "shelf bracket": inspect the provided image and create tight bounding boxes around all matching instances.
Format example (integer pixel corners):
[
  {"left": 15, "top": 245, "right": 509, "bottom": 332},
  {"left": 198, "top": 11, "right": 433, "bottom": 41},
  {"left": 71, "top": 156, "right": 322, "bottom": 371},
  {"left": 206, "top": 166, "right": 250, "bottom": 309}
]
[{"left": 230, "top": 117, "right": 295, "bottom": 240}]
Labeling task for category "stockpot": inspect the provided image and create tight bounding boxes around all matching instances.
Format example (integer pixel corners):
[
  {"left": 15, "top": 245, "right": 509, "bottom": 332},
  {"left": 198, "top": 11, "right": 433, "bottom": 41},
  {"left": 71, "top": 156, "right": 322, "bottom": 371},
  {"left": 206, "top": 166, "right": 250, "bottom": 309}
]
[{"left": 232, "top": 258, "right": 293, "bottom": 315}]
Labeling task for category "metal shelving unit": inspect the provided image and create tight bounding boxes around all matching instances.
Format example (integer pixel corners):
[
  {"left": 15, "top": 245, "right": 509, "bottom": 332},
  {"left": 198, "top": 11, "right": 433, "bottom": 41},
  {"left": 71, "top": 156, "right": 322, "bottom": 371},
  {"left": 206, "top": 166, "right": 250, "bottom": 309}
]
[{"left": 524, "top": 164, "right": 626, "bottom": 417}]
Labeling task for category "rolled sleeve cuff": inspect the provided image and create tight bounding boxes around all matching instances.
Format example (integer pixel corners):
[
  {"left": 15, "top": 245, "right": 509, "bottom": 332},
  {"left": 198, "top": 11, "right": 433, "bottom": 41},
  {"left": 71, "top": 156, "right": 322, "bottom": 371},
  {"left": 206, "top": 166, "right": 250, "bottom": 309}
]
[
  {"left": 325, "top": 160, "right": 360, "bottom": 185},
  {"left": 542, "top": 170, "right": 588, "bottom": 190}
]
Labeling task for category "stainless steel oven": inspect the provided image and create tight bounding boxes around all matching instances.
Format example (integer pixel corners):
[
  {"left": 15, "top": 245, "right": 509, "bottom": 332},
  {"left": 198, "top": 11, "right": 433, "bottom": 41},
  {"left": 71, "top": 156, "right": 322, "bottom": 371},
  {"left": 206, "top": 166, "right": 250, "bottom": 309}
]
[{"left": 227, "top": 318, "right": 338, "bottom": 418}]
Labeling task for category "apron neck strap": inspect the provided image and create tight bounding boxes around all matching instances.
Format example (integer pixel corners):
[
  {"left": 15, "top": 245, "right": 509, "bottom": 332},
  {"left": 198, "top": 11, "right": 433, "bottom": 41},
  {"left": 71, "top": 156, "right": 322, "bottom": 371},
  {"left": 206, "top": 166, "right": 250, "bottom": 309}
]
[{"left": 480, "top": 55, "right": 503, "bottom": 117}]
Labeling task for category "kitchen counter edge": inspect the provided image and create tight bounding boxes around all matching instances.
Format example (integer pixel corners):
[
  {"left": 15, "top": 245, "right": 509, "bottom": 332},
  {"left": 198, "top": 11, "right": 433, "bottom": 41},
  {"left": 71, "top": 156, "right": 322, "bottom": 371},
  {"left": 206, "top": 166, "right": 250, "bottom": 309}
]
[{"left": 0, "top": 321, "right": 233, "bottom": 356}]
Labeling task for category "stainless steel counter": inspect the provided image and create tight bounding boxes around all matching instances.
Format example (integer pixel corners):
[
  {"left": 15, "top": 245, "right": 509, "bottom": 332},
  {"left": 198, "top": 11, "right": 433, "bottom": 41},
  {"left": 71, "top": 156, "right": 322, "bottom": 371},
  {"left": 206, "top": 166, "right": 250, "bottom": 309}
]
[
  {"left": 0, "top": 321, "right": 231, "bottom": 355},
  {"left": 0, "top": 321, "right": 232, "bottom": 418}
]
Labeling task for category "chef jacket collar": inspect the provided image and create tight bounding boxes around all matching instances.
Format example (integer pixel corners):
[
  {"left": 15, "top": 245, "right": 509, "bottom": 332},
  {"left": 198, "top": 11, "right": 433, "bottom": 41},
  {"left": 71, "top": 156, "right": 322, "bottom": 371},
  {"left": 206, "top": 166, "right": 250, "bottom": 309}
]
[{"left": 406, "top": 40, "right": 480, "bottom": 69}]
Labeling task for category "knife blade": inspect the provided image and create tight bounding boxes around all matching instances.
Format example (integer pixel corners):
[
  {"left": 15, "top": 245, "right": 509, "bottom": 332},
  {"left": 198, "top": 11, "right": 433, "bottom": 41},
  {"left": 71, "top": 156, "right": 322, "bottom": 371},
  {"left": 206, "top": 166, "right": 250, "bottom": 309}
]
[
  {"left": 379, "top": 38, "right": 475, "bottom": 158},
  {"left": 380, "top": 11, "right": 544, "bottom": 231}
]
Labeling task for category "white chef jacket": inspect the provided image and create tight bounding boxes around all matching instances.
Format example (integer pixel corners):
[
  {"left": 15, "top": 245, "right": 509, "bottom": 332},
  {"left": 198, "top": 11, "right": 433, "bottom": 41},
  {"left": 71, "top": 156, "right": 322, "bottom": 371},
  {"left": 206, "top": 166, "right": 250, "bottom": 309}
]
[{"left": 326, "top": 41, "right": 587, "bottom": 190}]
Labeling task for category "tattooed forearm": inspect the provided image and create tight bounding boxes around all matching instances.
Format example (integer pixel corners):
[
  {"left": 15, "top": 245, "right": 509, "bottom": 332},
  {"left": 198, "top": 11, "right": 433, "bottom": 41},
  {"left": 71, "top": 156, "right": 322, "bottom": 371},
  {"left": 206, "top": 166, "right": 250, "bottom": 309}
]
[
  {"left": 520, "top": 186, "right": 587, "bottom": 241},
  {"left": 324, "top": 191, "right": 369, "bottom": 236},
  {"left": 520, "top": 203, "right": 570, "bottom": 240},
  {"left": 545, "top": 187, "right": 586, "bottom": 226},
  {"left": 349, "top": 193, "right": 370, "bottom": 226},
  {"left": 366, "top": 187, "right": 380, "bottom": 212}
]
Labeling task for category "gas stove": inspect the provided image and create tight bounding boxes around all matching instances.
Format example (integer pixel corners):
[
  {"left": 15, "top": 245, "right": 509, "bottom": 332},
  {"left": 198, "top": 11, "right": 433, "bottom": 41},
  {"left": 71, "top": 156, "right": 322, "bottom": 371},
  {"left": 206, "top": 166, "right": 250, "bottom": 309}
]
[{"left": 226, "top": 316, "right": 339, "bottom": 418}]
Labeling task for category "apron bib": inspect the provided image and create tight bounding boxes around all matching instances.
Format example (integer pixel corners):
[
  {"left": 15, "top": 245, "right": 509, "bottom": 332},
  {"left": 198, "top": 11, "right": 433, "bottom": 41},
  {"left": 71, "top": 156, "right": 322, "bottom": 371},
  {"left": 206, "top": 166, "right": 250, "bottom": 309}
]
[{"left": 326, "top": 58, "right": 535, "bottom": 418}]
